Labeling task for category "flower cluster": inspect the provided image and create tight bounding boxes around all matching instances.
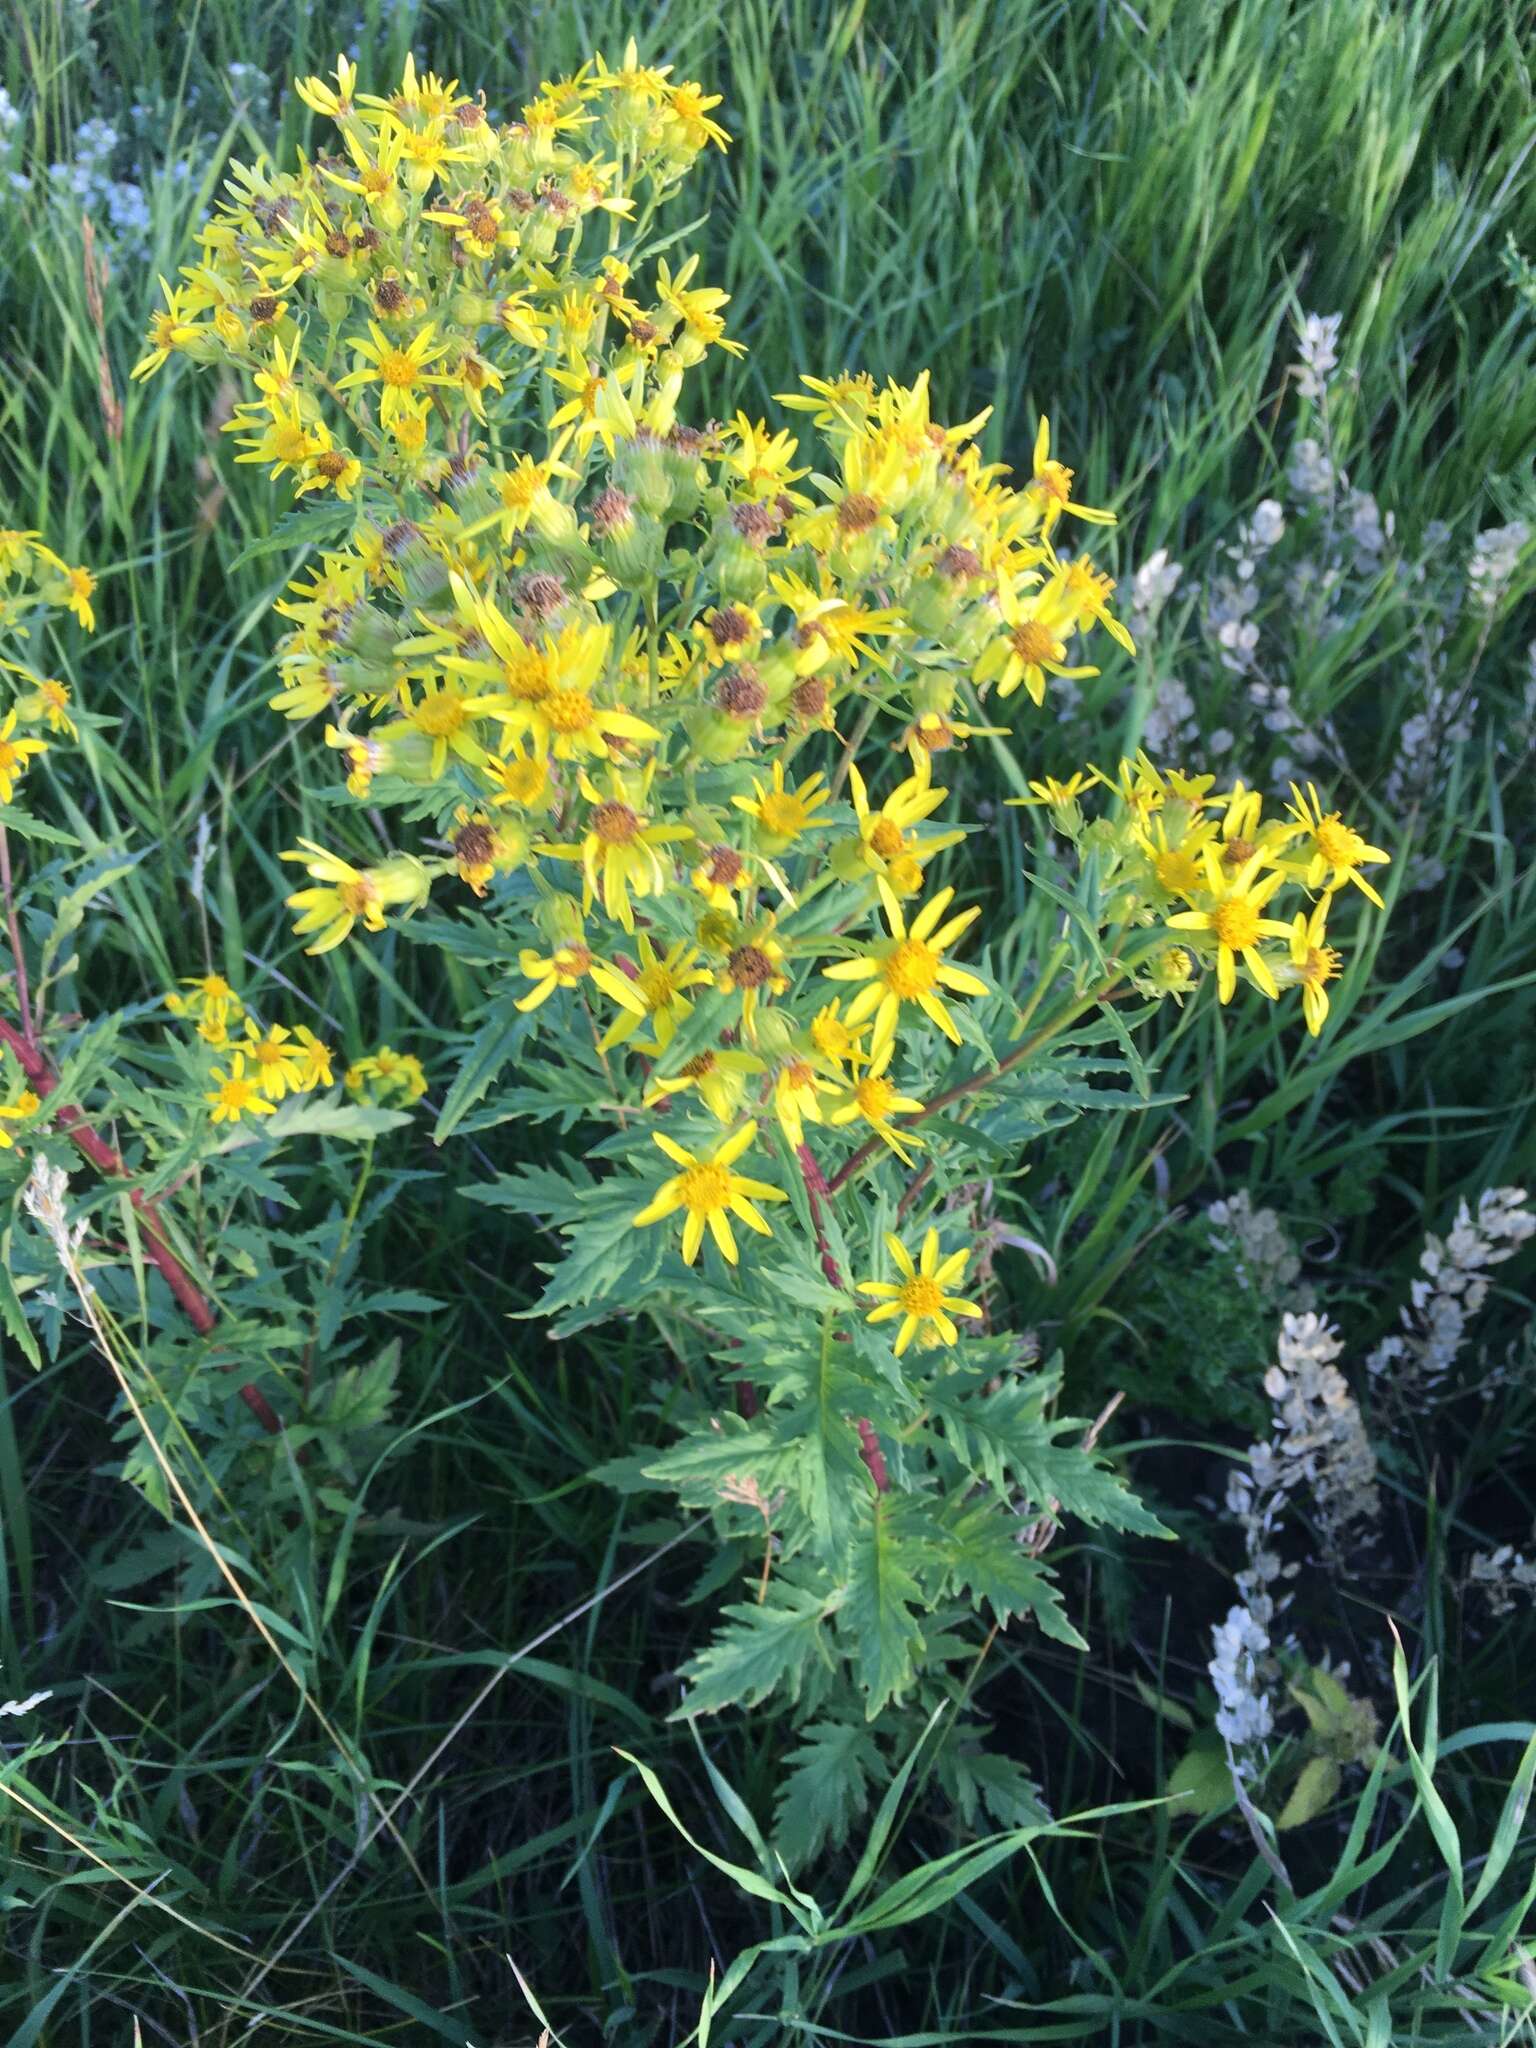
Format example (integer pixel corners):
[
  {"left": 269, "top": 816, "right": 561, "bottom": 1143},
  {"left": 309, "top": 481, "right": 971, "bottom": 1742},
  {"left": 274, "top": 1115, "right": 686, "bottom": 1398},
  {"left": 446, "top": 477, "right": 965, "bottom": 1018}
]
[
  {"left": 163, "top": 979, "right": 338, "bottom": 1123},
  {"left": 0, "top": 528, "right": 96, "bottom": 800},
  {"left": 125, "top": 49, "right": 1399, "bottom": 1279},
  {"left": 1366, "top": 1185, "right": 1534, "bottom": 1400}
]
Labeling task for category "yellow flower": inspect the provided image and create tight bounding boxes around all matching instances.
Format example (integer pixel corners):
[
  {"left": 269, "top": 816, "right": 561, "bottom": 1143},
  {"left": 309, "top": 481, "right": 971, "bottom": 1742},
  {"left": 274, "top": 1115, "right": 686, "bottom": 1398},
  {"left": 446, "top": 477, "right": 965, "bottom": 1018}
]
[
  {"left": 1005, "top": 771, "right": 1093, "bottom": 809},
  {"left": 977, "top": 567, "right": 1098, "bottom": 706},
  {"left": 243, "top": 1022, "right": 307, "bottom": 1101},
  {"left": 515, "top": 633, "right": 659, "bottom": 762},
  {"left": 1135, "top": 812, "right": 1220, "bottom": 901},
  {"left": 693, "top": 603, "right": 763, "bottom": 668},
  {"left": 335, "top": 322, "right": 453, "bottom": 427},
  {"left": 0, "top": 1088, "right": 41, "bottom": 1148},
  {"left": 295, "top": 1026, "right": 335, "bottom": 1089},
  {"left": 294, "top": 54, "right": 360, "bottom": 121},
  {"left": 1285, "top": 783, "right": 1390, "bottom": 907},
  {"left": 282, "top": 839, "right": 429, "bottom": 954},
  {"left": 689, "top": 842, "right": 751, "bottom": 911},
  {"left": 1055, "top": 554, "right": 1135, "bottom": 654},
  {"left": 517, "top": 937, "right": 616, "bottom": 1013},
  {"left": 373, "top": 676, "right": 502, "bottom": 779},
  {"left": 632, "top": 1119, "right": 786, "bottom": 1265},
  {"left": 809, "top": 999, "right": 863, "bottom": 1077},
  {"left": 823, "top": 882, "right": 987, "bottom": 1054},
  {"left": 450, "top": 806, "right": 522, "bottom": 896},
  {"left": 1279, "top": 899, "right": 1343, "bottom": 1037},
  {"left": 769, "top": 1056, "right": 833, "bottom": 1148},
  {"left": 229, "top": 403, "right": 331, "bottom": 482},
  {"left": 15, "top": 677, "right": 78, "bottom": 736},
  {"left": 1025, "top": 416, "right": 1115, "bottom": 531},
  {"left": 653, "top": 253, "right": 746, "bottom": 364},
  {"left": 846, "top": 750, "right": 964, "bottom": 890},
  {"left": 168, "top": 974, "right": 242, "bottom": 1032},
  {"left": 130, "top": 277, "right": 203, "bottom": 380},
  {"left": 346, "top": 1044, "right": 428, "bottom": 1103},
  {"left": 596, "top": 934, "right": 711, "bottom": 1052},
  {"left": 296, "top": 445, "right": 364, "bottom": 500},
  {"left": 645, "top": 1046, "right": 764, "bottom": 1123},
  {"left": 0, "top": 709, "right": 49, "bottom": 800},
  {"left": 1167, "top": 845, "right": 1292, "bottom": 1003},
  {"left": 859, "top": 1228, "right": 983, "bottom": 1357},
  {"left": 537, "top": 763, "right": 691, "bottom": 932},
  {"left": 732, "top": 761, "right": 830, "bottom": 847},
  {"left": 206, "top": 1051, "right": 277, "bottom": 1125},
  {"left": 826, "top": 1040, "right": 925, "bottom": 1167}
]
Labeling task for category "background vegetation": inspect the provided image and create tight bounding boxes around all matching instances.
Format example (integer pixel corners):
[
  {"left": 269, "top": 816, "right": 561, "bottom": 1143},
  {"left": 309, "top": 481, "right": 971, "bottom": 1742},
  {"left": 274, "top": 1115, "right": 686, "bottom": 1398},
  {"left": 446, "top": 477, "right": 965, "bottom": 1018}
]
[{"left": 0, "top": 0, "right": 1533, "bottom": 2039}]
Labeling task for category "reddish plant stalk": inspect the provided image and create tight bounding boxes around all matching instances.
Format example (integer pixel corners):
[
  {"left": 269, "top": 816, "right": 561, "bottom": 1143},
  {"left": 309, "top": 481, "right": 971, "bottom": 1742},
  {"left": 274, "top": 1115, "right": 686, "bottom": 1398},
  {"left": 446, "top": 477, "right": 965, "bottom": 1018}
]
[{"left": 0, "top": 1012, "right": 284, "bottom": 1436}]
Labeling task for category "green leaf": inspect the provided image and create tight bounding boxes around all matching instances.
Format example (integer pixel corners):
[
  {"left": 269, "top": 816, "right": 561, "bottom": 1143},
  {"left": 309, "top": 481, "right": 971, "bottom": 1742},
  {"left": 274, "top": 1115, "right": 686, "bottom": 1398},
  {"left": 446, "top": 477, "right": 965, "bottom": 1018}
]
[
  {"left": 228, "top": 499, "right": 355, "bottom": 569},
  {"left": 217, "top": 1093, "right": 411, "bottom": 1148},
  {"left": 926, "top": 1378, "right": 1167, "bottom": 1535},
  {"left": 773, "top": 1718, "right": 887, "bottom": 1868},
  {"left": 673, "top": 1580, "right": 833, "bottom": 1718},
  {"left": 1277, "top": 1754, "right": 1342, "bottom": 1830},
  {"left": 1168, "top": 1737, "right": 1233, "bottom": 1818},
  {"left": 0, "top": 803, "right": 78, "bottom": 847},
  {"left": 842, "top": 1499, "right": 926, "bottom": 1718},
  {"left": 939, "top": 1500, "right": 1086, "bottom": 1647},
  {"left": 433, "top": 995, "right": 530, "bottom": 1143},
  {"left": 0, "top": 1227, "right": 40, "bottom": 1369}
]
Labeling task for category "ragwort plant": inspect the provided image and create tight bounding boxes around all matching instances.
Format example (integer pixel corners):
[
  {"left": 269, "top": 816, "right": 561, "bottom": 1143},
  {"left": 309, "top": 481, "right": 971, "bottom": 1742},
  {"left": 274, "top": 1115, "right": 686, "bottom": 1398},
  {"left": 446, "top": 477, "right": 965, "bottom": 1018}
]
[
  {"left": 0, "top": 520, "right": 440, "bottom": 1529},
  {"left": 127, "top": 45, "right": 1395, "bottom": 1830}
]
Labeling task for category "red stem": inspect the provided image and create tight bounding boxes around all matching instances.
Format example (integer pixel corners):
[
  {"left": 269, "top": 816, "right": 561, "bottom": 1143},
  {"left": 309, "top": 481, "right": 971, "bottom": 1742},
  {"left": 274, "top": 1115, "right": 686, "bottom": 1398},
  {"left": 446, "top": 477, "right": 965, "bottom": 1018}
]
[{"left": 0, "top": 1013, "right": 284, "bottom": 1436}]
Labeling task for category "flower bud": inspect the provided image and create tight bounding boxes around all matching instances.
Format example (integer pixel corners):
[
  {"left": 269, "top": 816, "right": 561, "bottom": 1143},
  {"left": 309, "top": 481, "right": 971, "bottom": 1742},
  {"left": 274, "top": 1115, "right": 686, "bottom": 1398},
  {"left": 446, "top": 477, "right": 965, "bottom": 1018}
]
[
  {"left": 614, "top": 429, "right": 673, "bottom": 518},
  {"left": 588, "top": 485, "right": 665, "bottom": 586}
]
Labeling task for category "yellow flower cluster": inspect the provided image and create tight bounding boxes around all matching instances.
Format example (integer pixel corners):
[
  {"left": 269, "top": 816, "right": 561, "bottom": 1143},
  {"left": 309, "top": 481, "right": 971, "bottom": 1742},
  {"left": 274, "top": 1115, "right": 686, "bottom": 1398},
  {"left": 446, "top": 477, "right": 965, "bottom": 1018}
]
[
  {"left": 1020, "top": 755, "right": 1389, "bottom": 1036},
  {"left": 0, "top": 528, "right": 95, "bottom": 802},
  {"left": 136, "top": 49, "right": 1391, "bottom": 1289},
  {"left": 164, "top": 980, "right": 337, "bottom": 1124}
]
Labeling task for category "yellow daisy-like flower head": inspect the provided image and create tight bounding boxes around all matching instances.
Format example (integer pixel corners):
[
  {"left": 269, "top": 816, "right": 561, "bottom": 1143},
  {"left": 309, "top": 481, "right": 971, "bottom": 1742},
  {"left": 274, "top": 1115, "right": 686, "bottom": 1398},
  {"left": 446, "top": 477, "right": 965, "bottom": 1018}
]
[
  {"left": 631, "top": 1119, "right": 787, "bottom": 1265},
  {"left": 823, "top": 881, "right": 987, "bottom": 1055},
  {"left": 537, "top": 762, "right": 692, "bottom": 932},
  {"left": 0, "top": 709, "right": 49, "bottom": 801},
  {"left": 1285, "top": 783, "right": 1390, "bottom": 907},
  {"left": 859, "top": 1228, "right": 983, "bottom": 1357},
  {"left": 334, "top": 321, "right": 453, "bottom": 427},
  {"left": 1166, "top": 845, "right": 1291, "bottom": 1003},
  {"left": 716, "top": 927, "right": 791, "bottom": 1039},
  {"left": 732, "top": 760, "right": 830, "bottom": 850},
  {"left": 1277, "top": 899, "right": 1343, "bottom": 1037},
  {"left": 205, "top": 1051, "right": 277, "bottom": 1125},
  {"left": 978, "top": 569, "right": 1098, "bottom": 706},
  {"left": 826, "top": 1038, "right": 925, "bottom": 1167},
  {"left": 281, "top": 839, "right": 428, "bottom": 955},
  {"left": 645, "top": 1046, "right": 764, "bottom": 1124},
  {"left": 0, "top": 1088, "right": 42, "bottom": 1148},
  {"left": 294, "top": 1025, "right": 335, "bottom": 1089},
  {"left": 845, "top": 749, "right": 964, "bottom": 891},
  {"left": 596, "top": 933, "right": 711, "bottom": 1052},
  {"left": 1025, "top": 416, "right": 1115, "bottom": 532},
  {"left": 242, "top": 1022, "right": 307, "bottom": 1102}
]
